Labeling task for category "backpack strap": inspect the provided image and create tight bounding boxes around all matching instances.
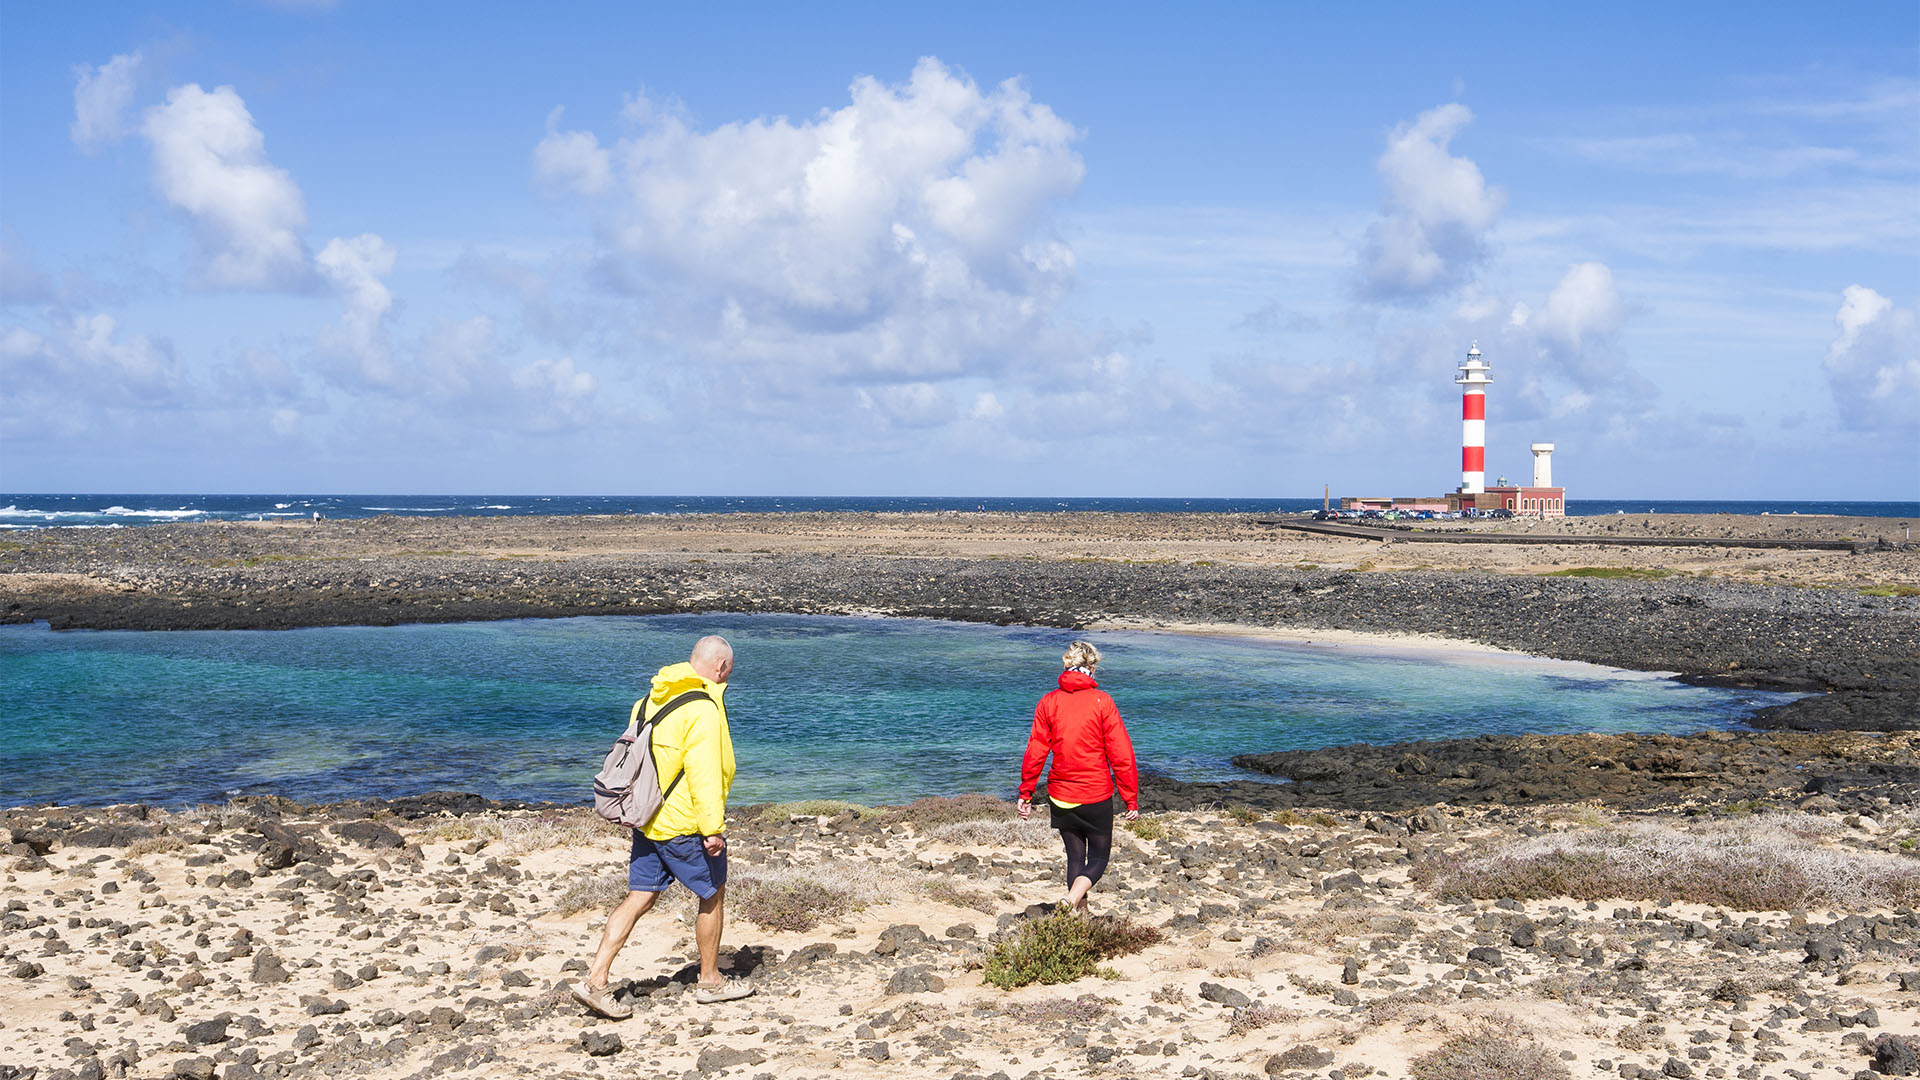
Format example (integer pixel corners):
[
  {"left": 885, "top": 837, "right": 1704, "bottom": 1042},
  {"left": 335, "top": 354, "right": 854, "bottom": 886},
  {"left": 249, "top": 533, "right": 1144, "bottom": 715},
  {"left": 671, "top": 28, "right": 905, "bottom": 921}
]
[{"left": 638, "top": 689, "right": 713, "bottom": 809}]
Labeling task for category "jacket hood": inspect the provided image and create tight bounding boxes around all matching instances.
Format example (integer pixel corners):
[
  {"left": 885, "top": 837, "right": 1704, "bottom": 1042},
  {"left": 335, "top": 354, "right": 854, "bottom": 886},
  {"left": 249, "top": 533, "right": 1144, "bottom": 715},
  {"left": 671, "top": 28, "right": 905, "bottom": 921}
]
[
  {"left": 1057, "top": 670, "right": 1099, "bottom": 693},
  {"left": 650, "top": 661, "right": 723, "bottom": 704}
]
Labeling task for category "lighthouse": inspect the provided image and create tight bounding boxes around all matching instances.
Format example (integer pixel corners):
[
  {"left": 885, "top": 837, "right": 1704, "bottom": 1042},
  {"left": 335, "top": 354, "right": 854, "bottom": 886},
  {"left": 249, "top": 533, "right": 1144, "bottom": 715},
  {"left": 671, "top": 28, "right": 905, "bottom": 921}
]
[{"left": 1455, "top": 342, "right": 1490, "bottom": 494}]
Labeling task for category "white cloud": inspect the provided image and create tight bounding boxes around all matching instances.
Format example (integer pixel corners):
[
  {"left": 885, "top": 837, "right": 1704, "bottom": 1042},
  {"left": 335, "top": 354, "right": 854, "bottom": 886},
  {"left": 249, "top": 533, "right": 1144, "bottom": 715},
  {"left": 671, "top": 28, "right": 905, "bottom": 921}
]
[
  {"left": 71, "top": 51, "right": 143, "bottom": 152},
  {"left": 541, "top": 56, "right": 1087, "bottom": 394},
  {"left": 141, "top": 84, "right": 312, "bottom": 290},
  {"left": 0, "top": 312, "right": 185, "bottom": 405},
  {"left": 314, "top": 233, "right": 398, "bottom": 386},
  {"left": 1823, "top": 285, "right": 1918, "bottom": 432},
  {"left": 1532, "top": 261, "right": 1627, "bottom": 360},
  {"left": 532, "top": 108, "right": 612, "bottom": 195},
  {"left": 1359, "top": 104, "right": 1505, "bottom": 299}
]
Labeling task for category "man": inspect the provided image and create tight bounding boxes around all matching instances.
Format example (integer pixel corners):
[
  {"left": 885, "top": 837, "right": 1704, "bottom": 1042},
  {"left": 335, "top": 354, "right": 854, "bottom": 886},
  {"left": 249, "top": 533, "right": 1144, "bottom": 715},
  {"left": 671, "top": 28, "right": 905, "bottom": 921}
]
[{"left": 571, "top": 635, "right": 754, "bottom": 1017}]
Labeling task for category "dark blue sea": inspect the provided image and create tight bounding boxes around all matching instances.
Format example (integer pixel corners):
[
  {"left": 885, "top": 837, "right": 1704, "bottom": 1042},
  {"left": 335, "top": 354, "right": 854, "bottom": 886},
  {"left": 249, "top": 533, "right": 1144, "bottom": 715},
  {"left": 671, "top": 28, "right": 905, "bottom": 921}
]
[{"left": 3, "top": 493, "right": 1914, "bottom": 529}]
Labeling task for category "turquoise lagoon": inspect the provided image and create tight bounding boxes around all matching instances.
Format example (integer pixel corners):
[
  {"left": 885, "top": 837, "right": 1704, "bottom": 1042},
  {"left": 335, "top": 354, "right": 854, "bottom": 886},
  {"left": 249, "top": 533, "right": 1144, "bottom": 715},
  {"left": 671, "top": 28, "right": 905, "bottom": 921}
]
[{"left": 0, "top": 614, "right": 1801, "bottom": 808}]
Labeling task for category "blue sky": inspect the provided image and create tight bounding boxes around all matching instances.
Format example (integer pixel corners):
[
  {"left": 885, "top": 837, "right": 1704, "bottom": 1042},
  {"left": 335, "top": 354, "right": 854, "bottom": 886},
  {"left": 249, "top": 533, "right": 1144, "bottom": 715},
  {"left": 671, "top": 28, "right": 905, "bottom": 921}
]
[{"left": 3, "top": 3, "right": 1915, "bottom": 499}]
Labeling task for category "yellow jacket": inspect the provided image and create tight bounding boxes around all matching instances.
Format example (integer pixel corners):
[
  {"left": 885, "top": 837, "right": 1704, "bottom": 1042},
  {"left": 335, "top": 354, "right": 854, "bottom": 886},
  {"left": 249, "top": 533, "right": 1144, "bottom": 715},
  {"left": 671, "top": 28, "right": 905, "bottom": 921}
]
[{"left": 637, "top": 662, "right": 733, "bottom": 841}]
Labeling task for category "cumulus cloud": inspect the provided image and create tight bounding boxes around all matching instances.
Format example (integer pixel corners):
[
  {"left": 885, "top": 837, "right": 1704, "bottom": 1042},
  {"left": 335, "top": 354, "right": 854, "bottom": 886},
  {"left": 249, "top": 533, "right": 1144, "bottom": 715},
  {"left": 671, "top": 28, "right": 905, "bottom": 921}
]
[
  {"left": 1530, "top": 261, "right": 1628, "bottom": 381},
  {"left": 142, "top": 84, "right": 312, "bottom": 290},
  {"left": 71, "top": 51, "right": 143, "bottom": 152},
  {"left": 314, "top": 233, "right": 398, "bottom": 386},
  {"left": 1359, "top": 104, "right": 1504, "bottom": 300},
  {"left": 0, "top": 312, "right": 185, "bottom": 405},
  {"left": 1823, "top": 285, "right": 1918, "bottom": 432},
  {"left": 537, "top": 56, "right": 1087, "bottom": 395}
]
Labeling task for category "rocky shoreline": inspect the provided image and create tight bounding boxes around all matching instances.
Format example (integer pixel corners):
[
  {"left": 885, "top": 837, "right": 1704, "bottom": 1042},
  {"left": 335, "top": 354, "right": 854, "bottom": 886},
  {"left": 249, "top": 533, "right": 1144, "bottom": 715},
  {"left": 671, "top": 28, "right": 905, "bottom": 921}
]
[
  {"left": 3, "top": 793, "right": 1916, "bottom": 1080},
  {"left": 2, "top": 515, "right": 1916, "bottom": 733}
]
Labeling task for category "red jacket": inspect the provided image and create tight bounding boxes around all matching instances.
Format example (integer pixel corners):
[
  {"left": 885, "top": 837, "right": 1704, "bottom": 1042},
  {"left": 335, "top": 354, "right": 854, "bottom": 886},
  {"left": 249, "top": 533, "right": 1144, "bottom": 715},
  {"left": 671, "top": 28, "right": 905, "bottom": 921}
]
[{"left": 1019, "top": 671, "right": 1139, "bottom": 810}]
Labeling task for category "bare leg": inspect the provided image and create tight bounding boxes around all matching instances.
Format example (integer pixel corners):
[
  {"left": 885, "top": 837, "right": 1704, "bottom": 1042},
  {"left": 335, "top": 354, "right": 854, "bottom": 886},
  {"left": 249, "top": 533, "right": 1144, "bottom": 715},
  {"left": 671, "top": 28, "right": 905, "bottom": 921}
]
[
  {"left": 1065, "top": 875, "right": 1094, "bottom": 911},
  {"left": 587, "top": 890, "right": 658, "bottom": 989},
  {"left": 695, "top": 885, "right": 726, "bottom": 984}
]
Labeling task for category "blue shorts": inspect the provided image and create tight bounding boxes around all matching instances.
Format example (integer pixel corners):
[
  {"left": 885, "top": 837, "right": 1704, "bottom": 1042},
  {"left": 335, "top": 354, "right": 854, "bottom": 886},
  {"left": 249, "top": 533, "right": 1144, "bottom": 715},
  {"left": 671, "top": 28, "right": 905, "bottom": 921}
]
[{"left": 628, "top": 832, "right": 727, "bottom": 899}]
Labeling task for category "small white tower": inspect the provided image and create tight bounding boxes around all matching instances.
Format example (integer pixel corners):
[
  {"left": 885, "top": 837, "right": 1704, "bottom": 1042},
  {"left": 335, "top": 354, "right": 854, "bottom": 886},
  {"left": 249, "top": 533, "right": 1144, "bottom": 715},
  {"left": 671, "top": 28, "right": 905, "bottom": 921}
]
[
  {"left": 1531, "top": 443, "right": 1555, "bottom": 488},
  {"left": 1455, "top": 342, "right": 1490, "bottom": 494}
]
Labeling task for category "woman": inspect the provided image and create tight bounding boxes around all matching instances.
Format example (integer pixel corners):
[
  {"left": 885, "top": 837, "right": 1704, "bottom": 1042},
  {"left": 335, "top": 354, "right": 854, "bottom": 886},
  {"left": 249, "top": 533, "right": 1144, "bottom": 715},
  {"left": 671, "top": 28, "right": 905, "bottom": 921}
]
[{"left": 1017, "top": 640, "right": 1140, "bottom": 912}]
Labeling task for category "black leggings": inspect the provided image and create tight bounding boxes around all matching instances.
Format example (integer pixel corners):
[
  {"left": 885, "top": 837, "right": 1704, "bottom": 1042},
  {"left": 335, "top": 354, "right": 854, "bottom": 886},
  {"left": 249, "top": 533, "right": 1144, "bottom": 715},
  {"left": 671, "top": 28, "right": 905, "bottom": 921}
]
[{"left": 1049, "top": 799, "right": 1116, "bottom": 887}]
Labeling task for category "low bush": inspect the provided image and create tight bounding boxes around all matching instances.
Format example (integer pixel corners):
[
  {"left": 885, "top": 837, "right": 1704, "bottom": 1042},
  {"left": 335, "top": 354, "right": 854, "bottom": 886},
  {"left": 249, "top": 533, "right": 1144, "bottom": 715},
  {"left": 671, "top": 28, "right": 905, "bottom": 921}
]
[
  {"left": 755, "top": 799, "right": 872, "bottom": 824},
  {"left": 984, "top": 911, "right": 1163, "bottom": 990},
  {"left": 928, "top": 816, "right": 1050, "bottom": 846},
  {"left": 1124, "top": 817, "right": 1168, "bottom": 841},
  {"left": 1408, "top": 1019, "right": 1572, "bottom": 1080},
  {"left": 1413, "top": 817, "right": 1920, "bottom": 910},
  {"left": 417, "top": 811, "right": 610, "bottom": 854},
  {"left": 1541, "top": 566, "right": 1674, "bottom": 580},
  {"left": 881, "top": 793, "right": 1014, "bottom": 829},
  {"left": 1860, "top": 584, "right": 1920, "bottom": 598}
]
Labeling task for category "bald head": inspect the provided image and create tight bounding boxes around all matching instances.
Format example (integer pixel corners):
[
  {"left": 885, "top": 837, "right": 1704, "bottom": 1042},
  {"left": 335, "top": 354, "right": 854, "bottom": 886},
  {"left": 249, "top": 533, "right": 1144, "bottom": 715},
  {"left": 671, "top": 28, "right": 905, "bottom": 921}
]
[{"left": 689, "top": 635, "right": 734, "bottom": 684}]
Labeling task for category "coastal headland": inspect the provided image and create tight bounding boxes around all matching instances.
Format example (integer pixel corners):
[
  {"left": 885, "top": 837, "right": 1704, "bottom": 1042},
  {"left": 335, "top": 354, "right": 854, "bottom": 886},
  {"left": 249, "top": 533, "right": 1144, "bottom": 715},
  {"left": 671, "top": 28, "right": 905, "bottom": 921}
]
[{"left": 4, "top": 512, "right": 1918, "bottom": 1079}]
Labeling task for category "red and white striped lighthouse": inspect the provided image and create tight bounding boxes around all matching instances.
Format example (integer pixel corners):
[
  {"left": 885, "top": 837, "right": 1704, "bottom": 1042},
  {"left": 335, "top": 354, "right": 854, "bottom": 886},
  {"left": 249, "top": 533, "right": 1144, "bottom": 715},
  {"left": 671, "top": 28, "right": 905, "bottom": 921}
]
[{"left": 1456, "top": 342, "right": 1490, "bottom": 494}]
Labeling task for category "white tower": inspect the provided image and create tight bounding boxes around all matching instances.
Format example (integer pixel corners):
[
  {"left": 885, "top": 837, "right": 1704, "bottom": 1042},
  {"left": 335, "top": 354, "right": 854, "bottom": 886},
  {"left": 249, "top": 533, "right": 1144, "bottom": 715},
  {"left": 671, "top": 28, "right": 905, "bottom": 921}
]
[
  {"left": 1531, "top": 443, "right": 1555, "bottom": 488},
  {"left": 1455, "top": 342, "right": 1490, "bottom": 494}
]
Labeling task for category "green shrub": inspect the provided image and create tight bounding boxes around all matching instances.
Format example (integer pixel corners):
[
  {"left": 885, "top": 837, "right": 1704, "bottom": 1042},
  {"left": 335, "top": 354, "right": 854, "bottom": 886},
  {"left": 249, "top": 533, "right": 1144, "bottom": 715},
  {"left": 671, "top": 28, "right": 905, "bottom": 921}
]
[
  {"left": 984, "top": 912, "right": 1162, "bottom": 990},
  {"left": 1541, "top": 566, "right": 1674, "bottom": 580},
  {"left": 755, "top": 799, "right": 872, "bottom": 824},
  {"left": 1124, "top": 817, "right": 1167, "bottom": 841}
]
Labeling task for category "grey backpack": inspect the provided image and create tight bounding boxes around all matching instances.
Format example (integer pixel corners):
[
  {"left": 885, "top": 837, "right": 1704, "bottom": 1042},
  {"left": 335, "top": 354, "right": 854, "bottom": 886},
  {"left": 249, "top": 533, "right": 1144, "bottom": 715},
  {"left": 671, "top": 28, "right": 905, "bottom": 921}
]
[{"left": 592, "top": 690, "right": 711, "bottom": 828}]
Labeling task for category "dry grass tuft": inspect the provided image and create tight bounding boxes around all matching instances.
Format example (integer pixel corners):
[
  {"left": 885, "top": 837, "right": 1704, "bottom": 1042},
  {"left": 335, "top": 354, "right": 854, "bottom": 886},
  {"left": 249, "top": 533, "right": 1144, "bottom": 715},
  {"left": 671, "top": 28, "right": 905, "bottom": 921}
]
[
  {"left": 1408, "top": 1017, "right": 1572, "bottom": 1080},
  {"left": 126, "top": 835, "right": 187, "bottom": 858},
  {"left": 1001, "top": 993, "right": 1114, "bottom": 1025},
  {"left": 1413, "top": 815, "right": 1920, "bottom": 910},
  {"left": 551, "top": 870, "right": 630, "bottom": 917},
  {"left": 920, "top": 880, "right": 998, "bottom": 914},
  {"left": 927, "top": 816, "right": 1052, "bottom": 846},
  {"left": 1228, "top": 1002, "right": 1304, "bottom": 1036},
  {"left": 730, "top": 859, "right": 895, "bottom": 932},
  {"left": 416, "top": 810, "right": 613, "bottom": 854}
]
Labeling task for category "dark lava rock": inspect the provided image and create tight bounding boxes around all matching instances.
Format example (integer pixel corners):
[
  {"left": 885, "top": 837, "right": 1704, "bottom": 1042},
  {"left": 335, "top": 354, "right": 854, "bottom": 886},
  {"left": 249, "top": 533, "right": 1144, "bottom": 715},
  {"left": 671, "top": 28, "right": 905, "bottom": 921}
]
[
  {"left": 1266, "top": 1045, "right": 1335, "bottom": 1073},
  {"left": 182, "top": 1017, "right": 229, "bottom": 1046},
  {"left": 1341, "top": 958, "right": 1359, "bottom": 984},
  {"left": 579, "top": 1032, "right": 622, "bottom": 1057},
  {"left": 330, "top": 821, "right": 403, "bottom": 849},
  {"left": 172, "top": 1058, "right": 215, "bottom": 1080},
  {"left": 1198, "top": 982, "right": 1251, "bottom": 1008},
  {"left": 1467, "top": 946, "right": 1505, "bottom": 967},
  {"left": 249, "top": 953, "right": 289, "bottom": 985},
  {"left": 1868, "top": 1033, "right": 1919, "bottom": 1076},
  {"left": 886, "top": 966, "right": 944, "bottom": 994},
  {"left": 857, "top": 1042, "right": 888, "bottom": 1063},
  {"left": 1805, "top": 938, "right": 1843, "bottom": 963},
  {"left": 697, "top": 1046, "right": 767, "bottom": 1071},
  {"left": 1510, "top": 922, "right": 1538, "bottom": 948}
]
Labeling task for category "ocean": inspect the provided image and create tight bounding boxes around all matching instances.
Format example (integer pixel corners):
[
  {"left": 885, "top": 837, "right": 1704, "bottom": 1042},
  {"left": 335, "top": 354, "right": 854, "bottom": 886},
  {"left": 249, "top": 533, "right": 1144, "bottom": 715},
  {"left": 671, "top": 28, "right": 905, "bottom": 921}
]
[
  {"left": 0, "top": 613, "right": 1802, "bottom": 809},
  {"left": 1, "top": 493, "right": 1915, "bottom": 529}
]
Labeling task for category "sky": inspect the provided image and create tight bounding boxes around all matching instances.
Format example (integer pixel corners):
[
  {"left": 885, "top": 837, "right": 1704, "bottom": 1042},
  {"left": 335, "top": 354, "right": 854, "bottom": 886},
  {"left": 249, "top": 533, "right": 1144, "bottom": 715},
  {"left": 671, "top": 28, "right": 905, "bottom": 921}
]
[{"left": 2, "top": 3, "right": 1915, "bottom": 500}]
